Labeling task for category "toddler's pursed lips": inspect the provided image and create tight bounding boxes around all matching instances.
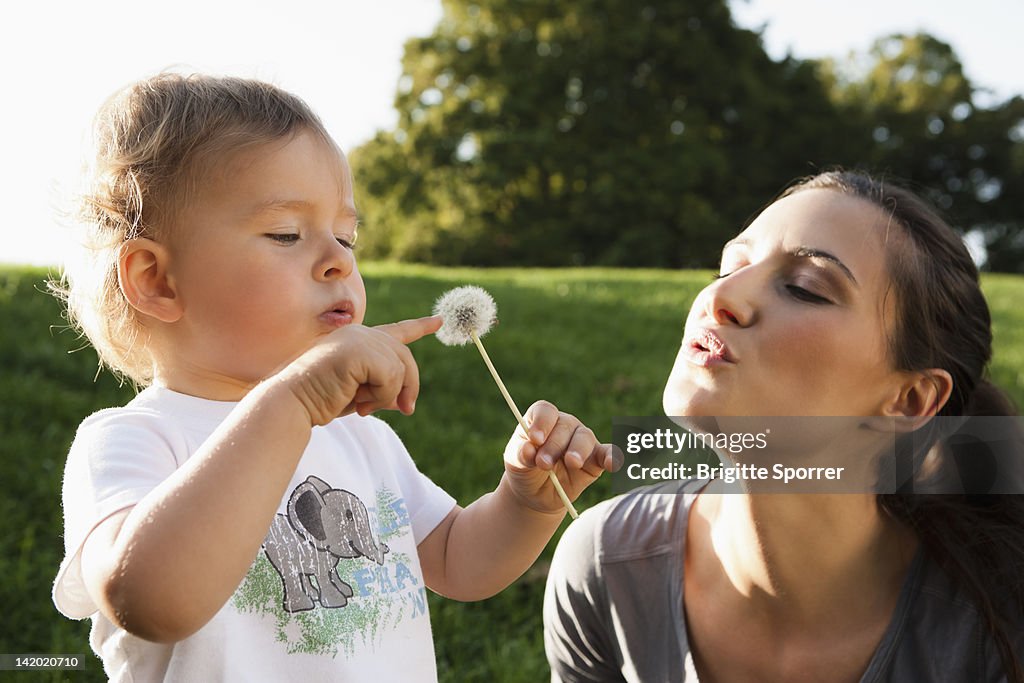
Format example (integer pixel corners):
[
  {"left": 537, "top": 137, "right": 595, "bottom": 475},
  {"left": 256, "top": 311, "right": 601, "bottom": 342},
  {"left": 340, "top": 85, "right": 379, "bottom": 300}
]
[
  {"left": 324, "top": 299, "right": 354, "bottom": 315},
  {"left": 319, "top": 299, "right": 355, "bottom": 328}
]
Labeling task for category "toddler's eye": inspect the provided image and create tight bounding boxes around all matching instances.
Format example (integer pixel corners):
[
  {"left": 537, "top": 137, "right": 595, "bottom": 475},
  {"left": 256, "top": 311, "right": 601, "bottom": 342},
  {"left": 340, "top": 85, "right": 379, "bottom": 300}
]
[
  {"left": 267, "top": 233, "right": 299, "bottom": 245},
  {"left": 336, "top": 235, "right": 357, "bottom": 250}
]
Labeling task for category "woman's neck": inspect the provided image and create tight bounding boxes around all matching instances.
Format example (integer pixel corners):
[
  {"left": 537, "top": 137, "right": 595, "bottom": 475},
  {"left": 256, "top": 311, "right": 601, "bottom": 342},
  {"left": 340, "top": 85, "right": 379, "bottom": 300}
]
[{"left": 691, "top": 488, "right": 919, "bottom": 630}]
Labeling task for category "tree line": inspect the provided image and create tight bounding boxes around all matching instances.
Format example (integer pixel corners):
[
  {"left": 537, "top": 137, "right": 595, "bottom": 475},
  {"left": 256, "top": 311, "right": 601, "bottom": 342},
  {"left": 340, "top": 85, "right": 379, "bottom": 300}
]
[{"left": 350, "top": 0, "right": 1024, "bottom": 272}]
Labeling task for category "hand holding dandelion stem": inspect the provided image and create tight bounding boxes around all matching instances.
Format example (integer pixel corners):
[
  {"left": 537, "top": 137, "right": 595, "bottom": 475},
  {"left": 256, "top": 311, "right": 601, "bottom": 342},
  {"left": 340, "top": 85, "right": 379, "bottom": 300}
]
[{"left": 434, "top": 286, "right": 579, "bottom": 519}]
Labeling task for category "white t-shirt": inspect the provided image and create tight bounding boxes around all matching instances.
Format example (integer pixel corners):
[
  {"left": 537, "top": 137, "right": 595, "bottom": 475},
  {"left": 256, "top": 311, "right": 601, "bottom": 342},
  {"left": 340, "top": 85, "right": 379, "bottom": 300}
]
[{"left": 53, "top": 386, "right": 457, "bottom": 682}]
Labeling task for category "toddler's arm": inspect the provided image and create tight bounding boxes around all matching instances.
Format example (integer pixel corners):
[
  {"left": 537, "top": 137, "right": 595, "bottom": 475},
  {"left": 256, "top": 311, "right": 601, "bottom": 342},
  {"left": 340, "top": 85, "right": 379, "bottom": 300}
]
[
  {"left": 78, "top": 317, "right": 440, "bottom": 643},
  {"left": 417, "top": 401, "right": 616, "bottom": 600}
]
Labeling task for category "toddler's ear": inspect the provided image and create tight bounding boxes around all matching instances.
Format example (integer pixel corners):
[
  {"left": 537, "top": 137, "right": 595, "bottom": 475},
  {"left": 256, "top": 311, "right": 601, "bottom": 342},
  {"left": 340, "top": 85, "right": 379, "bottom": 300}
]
[{"left": 118, "top": 238, "right": 182, "bottom": 323}]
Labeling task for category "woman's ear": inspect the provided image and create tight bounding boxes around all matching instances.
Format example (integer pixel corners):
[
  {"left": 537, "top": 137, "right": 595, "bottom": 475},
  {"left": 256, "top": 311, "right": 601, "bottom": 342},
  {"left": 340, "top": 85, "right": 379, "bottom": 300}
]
[
  {"left": 878, "top": 369, "right": 954, "bottom": 431},
  {"left": 118, "top": 238, "right": 182, "bottom": 323}
]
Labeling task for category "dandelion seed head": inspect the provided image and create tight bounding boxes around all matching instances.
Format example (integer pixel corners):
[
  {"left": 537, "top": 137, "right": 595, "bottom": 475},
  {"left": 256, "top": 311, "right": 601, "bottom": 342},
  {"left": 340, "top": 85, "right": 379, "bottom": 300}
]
[{"left": 433, "top": 285, "right": 497, "bottom": 346}]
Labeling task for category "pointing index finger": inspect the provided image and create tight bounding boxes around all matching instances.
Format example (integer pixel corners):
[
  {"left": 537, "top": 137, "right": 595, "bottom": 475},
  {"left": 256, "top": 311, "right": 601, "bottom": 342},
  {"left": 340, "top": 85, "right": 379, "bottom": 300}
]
[{"left": 374, "top": 315, "right": 444, "bottom": 345}]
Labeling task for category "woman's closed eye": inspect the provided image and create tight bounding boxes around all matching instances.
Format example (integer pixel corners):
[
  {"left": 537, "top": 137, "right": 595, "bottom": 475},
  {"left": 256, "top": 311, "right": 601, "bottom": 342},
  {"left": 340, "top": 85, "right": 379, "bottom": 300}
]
[
  {"left": 714, "top": 264, "right": 835, "bottom": 305},
  {"left": 713, "top": 264, "right": 744, "bottom": 280},
  {"left": 785, "top": 284, "right": 832, "bottom": 304}
]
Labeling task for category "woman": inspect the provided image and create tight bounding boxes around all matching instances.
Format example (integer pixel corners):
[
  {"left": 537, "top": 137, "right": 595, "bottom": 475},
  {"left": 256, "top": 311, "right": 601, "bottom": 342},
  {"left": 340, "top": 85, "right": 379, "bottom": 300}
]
[{"left": 544, "top": 171, "right": 1024, "bottom": 682}]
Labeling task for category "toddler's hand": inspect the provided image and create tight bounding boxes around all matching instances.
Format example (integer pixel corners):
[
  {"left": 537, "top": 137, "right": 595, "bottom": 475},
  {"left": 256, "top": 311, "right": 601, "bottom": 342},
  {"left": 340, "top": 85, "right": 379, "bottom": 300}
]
[
  {"left": 503, "top": 400, "right": 620, "bottom": 514},
  {"left": 278, "top": 316, "right": 442, "bottom": 426}
]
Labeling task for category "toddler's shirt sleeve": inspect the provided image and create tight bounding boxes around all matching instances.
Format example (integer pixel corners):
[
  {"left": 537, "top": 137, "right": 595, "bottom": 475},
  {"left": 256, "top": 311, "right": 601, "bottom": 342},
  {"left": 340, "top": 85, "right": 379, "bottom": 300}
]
[{"left": 52, "top": 408, "right": 184, "bottom": 619}]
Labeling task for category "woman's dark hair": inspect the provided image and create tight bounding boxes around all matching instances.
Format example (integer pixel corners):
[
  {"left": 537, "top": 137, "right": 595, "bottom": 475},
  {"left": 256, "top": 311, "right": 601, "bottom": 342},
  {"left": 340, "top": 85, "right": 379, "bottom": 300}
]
[{"left": 784, "top": 170, "right": 1024, "bottom": 681}]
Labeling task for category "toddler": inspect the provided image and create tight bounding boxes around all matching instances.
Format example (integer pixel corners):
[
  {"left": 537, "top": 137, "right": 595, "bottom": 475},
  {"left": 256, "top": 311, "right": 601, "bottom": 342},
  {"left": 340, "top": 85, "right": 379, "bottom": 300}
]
[{"left": 51, "top": 73, "right": 615, "bottom": 681}]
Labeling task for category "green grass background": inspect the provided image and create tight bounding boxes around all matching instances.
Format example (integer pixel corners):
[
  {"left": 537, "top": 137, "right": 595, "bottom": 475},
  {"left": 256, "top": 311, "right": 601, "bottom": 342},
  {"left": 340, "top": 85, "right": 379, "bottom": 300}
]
[{"left": 2, "top": 263, "right": 1022, "bottom": 681}]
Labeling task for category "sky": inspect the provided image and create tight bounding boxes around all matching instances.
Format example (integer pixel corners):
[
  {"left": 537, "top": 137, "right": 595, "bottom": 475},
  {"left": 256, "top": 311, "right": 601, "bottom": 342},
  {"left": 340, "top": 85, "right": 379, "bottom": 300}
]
[{"left": 2, "top": 0, "right": 1021, "bottom": 267}]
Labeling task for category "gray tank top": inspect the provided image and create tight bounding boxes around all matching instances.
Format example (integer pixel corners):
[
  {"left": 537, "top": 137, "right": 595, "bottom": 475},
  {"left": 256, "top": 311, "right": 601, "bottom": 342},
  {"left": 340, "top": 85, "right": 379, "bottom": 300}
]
[{"left": 544, "top": 483, "right": 1021, "bottom": 682}]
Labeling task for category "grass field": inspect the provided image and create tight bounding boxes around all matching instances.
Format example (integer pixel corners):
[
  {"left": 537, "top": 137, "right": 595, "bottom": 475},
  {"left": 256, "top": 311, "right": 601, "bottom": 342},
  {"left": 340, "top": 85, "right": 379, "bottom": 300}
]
[{"left": 2, "top": 263, "right": 1022, "bottom": 682}]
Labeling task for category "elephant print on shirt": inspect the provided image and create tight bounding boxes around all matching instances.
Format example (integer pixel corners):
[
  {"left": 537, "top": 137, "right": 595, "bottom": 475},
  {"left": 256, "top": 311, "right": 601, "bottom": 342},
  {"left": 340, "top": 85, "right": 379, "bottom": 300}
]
[{"left": 263, "top": 475, "right": 390, "bottom": 613}]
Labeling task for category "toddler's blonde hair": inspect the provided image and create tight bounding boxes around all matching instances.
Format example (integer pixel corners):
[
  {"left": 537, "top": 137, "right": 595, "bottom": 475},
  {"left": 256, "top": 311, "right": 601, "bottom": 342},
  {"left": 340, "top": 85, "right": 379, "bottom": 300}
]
[{"left": 54, "top": 73, "right": 330, "bottom": 384}]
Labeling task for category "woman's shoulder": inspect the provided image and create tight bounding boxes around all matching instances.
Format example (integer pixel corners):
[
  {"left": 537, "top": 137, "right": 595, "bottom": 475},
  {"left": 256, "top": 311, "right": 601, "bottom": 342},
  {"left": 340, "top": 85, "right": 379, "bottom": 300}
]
[
  {"left": 546, "top": 483, "right": 699, "bottom": 681},
  {"left": 556, "top": 480, "right": 704, "bottom": 569},
  {"left": 891, "top": 551, "right": 1024, "bottom": 678}
]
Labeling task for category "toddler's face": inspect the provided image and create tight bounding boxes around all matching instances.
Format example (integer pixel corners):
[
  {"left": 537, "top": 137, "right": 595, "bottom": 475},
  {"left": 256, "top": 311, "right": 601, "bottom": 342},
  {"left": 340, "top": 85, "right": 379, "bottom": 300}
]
[{"left": 161, "top": 128, "right": 366, "bottom": 389}]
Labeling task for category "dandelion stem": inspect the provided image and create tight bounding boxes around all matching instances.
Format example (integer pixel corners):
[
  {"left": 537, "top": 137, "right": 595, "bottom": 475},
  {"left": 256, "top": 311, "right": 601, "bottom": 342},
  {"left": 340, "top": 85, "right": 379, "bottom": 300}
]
[{"left": 471, "top": 331, "right": 579, "bottom": 519}]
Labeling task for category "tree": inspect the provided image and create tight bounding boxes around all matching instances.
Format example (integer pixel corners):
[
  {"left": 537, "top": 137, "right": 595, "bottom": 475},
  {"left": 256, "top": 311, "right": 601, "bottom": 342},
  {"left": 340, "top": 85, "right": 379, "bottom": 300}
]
[
  {"left": 819, "top": 34, "right": 1024, "bottom": 271},
  {"left": 353, "top": 10, "right": 1024, "bottom": 272},
  {"left": 351, "top": 0, "right": 857, "bottom": 267}
]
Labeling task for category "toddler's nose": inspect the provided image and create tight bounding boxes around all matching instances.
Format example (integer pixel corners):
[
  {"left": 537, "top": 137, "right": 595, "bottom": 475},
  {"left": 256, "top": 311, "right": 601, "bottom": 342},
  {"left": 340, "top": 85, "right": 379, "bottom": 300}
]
[{"left": 315, "top": 236, "right": 356, "bottom": 281}]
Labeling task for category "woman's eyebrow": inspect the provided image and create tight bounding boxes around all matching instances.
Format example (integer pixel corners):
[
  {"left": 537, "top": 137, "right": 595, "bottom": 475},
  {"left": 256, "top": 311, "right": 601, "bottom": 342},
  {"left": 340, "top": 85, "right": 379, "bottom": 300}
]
[
  {"left": 793, "top": 247, "right": 859, "bottom": 286},
  {"left": 721, "top": 239, "right": 859, "bottom": 286}
]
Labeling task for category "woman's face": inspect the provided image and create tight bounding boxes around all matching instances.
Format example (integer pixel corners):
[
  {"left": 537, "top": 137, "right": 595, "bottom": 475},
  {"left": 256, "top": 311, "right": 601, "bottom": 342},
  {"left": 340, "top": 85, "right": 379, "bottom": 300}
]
[{"left": 664, "top": 188, "right": 908, "bottom": 418}]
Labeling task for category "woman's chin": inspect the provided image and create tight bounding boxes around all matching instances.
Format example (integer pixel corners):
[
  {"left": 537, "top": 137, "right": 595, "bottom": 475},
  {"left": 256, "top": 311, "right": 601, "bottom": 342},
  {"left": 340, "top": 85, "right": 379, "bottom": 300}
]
[
  {"left": 663, "top": 376, "right": 723, "bottom": 416},
  {"left": 663, "top": 391, "right": 713, "bottom": 418}
]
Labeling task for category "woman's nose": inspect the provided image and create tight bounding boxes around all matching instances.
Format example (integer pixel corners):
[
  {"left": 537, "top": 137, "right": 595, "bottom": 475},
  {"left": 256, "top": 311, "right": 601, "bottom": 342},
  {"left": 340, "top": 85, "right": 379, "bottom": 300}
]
[{"left": 704, "top": 271, "right": 758, "bottom": 327}]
